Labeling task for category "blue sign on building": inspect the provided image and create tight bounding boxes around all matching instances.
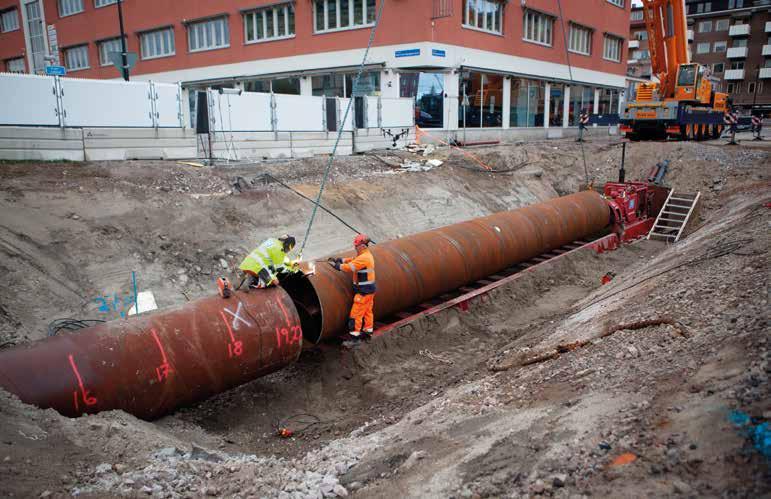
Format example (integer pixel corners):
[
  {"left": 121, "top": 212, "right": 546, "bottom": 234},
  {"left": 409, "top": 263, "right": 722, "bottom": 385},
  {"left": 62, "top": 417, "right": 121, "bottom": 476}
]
[
  {"left": 431, "top": 49, "right": 446, "bottom": 57},
  {"left": 45, "top": 65, "right": 66, "bottom": 76},
  {"left": 395, "top": 48, "right": 420, "bottom": 58}
]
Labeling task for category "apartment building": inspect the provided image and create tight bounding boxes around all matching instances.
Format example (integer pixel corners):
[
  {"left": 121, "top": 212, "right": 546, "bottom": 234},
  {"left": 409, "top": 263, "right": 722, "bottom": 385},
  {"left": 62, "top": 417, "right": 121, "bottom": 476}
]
[
  {"left": 627, "top": 0, "right": 771, "bottom": 112},
  {"left": 0, "top": 0, "right": 631, "bottom": 133}
]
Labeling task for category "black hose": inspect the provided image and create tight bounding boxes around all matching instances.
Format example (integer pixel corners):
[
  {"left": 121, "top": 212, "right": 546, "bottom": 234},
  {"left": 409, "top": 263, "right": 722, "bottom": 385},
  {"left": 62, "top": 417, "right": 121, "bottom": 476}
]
[{"left": 47, "top": 318, "right": 105, "bottom": 337}]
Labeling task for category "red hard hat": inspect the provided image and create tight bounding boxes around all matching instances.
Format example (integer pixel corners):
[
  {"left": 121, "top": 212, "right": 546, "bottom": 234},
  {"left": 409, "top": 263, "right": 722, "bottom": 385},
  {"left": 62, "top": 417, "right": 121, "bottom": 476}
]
[{"left": 353, "top": 234, "right": 370, "bottom": 247}]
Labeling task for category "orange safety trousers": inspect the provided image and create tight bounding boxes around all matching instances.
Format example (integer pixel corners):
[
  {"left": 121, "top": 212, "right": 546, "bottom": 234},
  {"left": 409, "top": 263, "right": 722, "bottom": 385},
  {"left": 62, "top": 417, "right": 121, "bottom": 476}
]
[{"left": 349, "top": 293, "right": 375, "bottom": 333}]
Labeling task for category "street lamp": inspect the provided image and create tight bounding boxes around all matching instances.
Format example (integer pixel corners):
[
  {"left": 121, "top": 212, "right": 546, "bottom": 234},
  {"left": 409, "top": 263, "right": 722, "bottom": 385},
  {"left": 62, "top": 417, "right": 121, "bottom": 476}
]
[{"left": 117, "top": 0, "right": 129, "bottom": 81}]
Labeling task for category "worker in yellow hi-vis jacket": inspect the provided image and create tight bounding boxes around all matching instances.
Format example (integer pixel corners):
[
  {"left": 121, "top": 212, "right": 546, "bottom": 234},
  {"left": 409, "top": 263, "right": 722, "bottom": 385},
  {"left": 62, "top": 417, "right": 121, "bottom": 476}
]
[{"left": 237, "top": 235, "right": 299, "bottom": 290}]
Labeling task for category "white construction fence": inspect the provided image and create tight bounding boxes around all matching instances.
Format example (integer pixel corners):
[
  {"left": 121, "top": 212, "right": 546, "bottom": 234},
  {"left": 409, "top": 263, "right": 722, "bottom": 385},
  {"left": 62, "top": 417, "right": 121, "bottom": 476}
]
[{"left": 0, "top": 72, "right": 415, "bottom": 161}]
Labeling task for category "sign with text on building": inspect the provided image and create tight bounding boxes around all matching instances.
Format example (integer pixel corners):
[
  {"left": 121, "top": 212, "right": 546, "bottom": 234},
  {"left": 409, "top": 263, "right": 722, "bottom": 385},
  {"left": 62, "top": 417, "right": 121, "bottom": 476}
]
[
  {"left": 431, "top": 49, "right": 446, "bottom": 57},
  {"left": 46, "top": 25, "right": 60, "bottom": 66},
  {"left": 395, "top": 48, "right": 420, "bottom": 58},
  {"left": 45, "top": 65, "right": 66, "bottom": 76}
]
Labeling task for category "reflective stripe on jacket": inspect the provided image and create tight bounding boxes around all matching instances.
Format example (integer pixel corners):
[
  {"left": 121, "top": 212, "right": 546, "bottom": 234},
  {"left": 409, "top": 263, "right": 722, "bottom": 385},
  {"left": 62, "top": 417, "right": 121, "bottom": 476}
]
[
  {"left": 238, "top": 238, "right": 290, "bottom": 278},
  {"left": 342, "top": 248, "right": 376, "bottom": 294}
]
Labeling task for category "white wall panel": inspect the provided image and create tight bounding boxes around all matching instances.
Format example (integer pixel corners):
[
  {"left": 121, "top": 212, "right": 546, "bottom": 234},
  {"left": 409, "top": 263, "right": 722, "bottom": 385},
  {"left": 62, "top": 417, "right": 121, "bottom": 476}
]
[
  {"left": 154, "top": 83, "right": 182, "bottom": 127},
  {"left": 209, "top": 91, "right": 272, "bottom": 132},
  {"left": 381, "top": 98, "right": 414, "bottom": 128},
  {"left": 61, "top": 78, "right": 154, "bottom": 127},
  {"left": 366, "top": 97, "right": 380, "bottom": 128},
  {"left": 275, "top": 94, "right": 324, "bottom": 131},
  {"left": 339, "top": 98, "right": 354, "bottom": 131},
  {"left": 0, "top": 73, "right": 60, "bottom": 126}
]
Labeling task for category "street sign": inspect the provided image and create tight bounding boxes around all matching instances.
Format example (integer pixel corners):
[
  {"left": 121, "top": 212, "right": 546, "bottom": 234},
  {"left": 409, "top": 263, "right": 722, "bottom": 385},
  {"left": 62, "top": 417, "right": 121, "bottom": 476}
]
[
  {"left": 46, "top": 25, "right": 60, "bottom": 66},
  {"left": 45, "top": 65, "right": 66, "bottom": 76},
  {"left": 107, "top": 51, "right": 138, "bottom": 72}
]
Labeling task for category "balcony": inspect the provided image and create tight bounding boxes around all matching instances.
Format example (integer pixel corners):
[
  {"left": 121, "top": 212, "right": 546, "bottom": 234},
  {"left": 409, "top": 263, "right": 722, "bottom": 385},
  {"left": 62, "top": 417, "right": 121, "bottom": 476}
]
[
  {"left": 760, "top": 68, "right": 771, "bottom": 79},
  {"left": 765, "top": 21, "right": 771, "bottom": 33},
  {"left": 729, "top": 24, "right": 750, "bottom": 37},
  {"left": 724, "top": 69, "right": 745, "bottom": 80},
  {"left": 629, "top": 40, "right": 640, "bottom": 49},
  {"left": 763, "top": 44, "right": 771, "bottom": 56},
  {"left": 727, "top": 46, "right": 749, "bottom": 58}
]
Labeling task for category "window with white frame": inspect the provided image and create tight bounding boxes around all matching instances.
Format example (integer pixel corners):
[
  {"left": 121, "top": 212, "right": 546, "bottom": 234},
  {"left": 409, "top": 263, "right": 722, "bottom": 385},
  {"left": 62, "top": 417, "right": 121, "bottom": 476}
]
[
  {"left": 59, "top": 0, "right": 83, "bottom": 17},
  {"left": 630, "top": 10, "right": 643, "bottom": 21},
  {"left": 696, "top": 42, "right": 711, "bottom": 54},
  {"left": 140, "top": 27, "right": 175, "bottom": 59},
  {"left": 98, "top": 37, "right": 122, "bottom": 66},
  {"left": 713, "top": 40, "right": 727, "bottom": 52},
  {"left": 712, "top": 62, "right": 724, "bottom": 73},
  {"left": 715, "top": 19, "right": 729, "bottom": 31},
  {"left": 463, "top": 0, "right": 504, "bottom": 35},
  {"left": 729, "top": 61, "right": 744, "bottom": 70},
  {"left": 568, "top": 23, "right": 592, "bottom": 55},
  {"left": 94, "top": 0, "right": 117, "bottom": 7},
  {"left": 0, "top": 9, "right": 19, "bottom": 32},
  {"left": 603, "top": 35, "right": 623, "bottom": 62},
  {"left": 635, "top": 30, "right": 648, "bottom": 40},
  {"left": 64, "top": 45, "right": 89, "bottom": 70},
  {"left": 728, "top": 0, "right": 744, "bottom": 8},
  {"left": 698, "top": 21, "right": 712, "bottom": 32},
  {"left": 523, "top": 10, "right": 553, "bottom": 46},
  {"left": 313, "top": 0, "right": 376, "bottom": 33},
  {"left": 188, "top": 16, "right": 230, "bottom": 52},
  {"left": 607, "top": 0, "right": 624, "bottom": 7},
  {"left": 747, "top": 81, "right": 758, "bottom": 94},
  {"left": 5, "top": 57, "right": 25, "bottom": 73},
  {"left": 244, "top": 3, "right": 295, "bottom": 42}
]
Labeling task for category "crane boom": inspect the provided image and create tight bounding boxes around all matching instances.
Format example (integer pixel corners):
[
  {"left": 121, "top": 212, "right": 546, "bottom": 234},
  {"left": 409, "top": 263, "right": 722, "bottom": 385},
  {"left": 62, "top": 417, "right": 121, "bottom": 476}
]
[{"left": 642, "top": 0, "right": 690, "bottom": 99}]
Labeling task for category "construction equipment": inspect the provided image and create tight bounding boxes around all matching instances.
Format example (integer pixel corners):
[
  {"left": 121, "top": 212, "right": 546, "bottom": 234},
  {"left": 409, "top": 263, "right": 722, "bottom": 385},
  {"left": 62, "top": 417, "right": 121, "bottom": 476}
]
[
  {"left": 620, "top": 0, "right": 729, "bottom": 141},
  {"left": 217, "top": 276, "right": 233, "bottom": 298},
  {"left": 648, "top": 190, "right": 701, "bottom": 242}
]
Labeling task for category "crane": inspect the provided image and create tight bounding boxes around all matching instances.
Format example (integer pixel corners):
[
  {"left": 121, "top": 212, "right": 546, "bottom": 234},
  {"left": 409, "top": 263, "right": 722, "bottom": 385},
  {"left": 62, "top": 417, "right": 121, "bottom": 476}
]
[{"left": 620, "top": 0, "right": 729, "bottom": 141}]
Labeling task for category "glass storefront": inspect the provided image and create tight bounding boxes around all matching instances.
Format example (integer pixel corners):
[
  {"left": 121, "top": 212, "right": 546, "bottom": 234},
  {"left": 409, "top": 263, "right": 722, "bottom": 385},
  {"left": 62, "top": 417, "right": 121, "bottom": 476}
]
[
  {"left": 243, "top": 77, "right": 301, "bottom": 94},
  {"left": 312, "top": 74, "right": 345, "bottom": 97},
  {"left": 549, "top": 84, "right": 565, "bottom": 127},
  {"left": 458, "top": 71, "right": 504, "bottom": 128},
  {"left": 345, "top": 72, "right": 380, "bottom": 96},
  {"left": 510, "top": 78, "right": 545, "bottom": 127},
  {"left": 568, "top": 85, "right": 595, "bottom": 125},
  {"left": 399, "top": 72, "right": 445, "bottom": 128},
  {"left": 312, "top": 71, "right": 380, "bottom": 97},
  {"left": 598, "top": 88, "right": 619, "bottom": 115}
]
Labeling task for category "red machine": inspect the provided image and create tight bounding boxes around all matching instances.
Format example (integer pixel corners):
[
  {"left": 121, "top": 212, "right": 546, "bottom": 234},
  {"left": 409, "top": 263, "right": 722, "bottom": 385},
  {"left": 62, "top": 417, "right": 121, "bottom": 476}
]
[{"left": 603, "top": 181, "right": 662, "bottom": 242}]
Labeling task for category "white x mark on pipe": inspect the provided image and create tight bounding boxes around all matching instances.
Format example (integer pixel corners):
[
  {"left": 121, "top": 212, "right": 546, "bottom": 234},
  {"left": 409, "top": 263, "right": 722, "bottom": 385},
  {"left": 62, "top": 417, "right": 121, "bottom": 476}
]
[{"left": 223, "top": 302, "right": 253, "bottom": 330}]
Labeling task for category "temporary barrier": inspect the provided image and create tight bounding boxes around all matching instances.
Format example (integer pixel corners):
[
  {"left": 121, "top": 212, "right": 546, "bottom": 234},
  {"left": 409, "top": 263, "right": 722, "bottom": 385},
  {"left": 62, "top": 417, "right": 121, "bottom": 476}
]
[{"left": 0, "top": 73, "right": 60, "bottom": 126}]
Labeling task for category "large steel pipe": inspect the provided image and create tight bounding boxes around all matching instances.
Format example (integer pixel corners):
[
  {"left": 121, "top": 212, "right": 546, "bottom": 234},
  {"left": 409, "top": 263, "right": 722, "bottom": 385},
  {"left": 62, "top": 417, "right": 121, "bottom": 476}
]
[
  {"left": 287, "top": 190, "right": 611, "bottom": 342},
  {"left": 0, "top": 288, "right": 302, "bottom": 420}
]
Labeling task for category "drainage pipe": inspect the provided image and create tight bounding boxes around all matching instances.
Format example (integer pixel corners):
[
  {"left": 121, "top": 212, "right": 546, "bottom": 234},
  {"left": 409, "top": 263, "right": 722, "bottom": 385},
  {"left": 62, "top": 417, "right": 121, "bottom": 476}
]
[{"left": 0, "top": 288, "right": 302, "bottom": 420}]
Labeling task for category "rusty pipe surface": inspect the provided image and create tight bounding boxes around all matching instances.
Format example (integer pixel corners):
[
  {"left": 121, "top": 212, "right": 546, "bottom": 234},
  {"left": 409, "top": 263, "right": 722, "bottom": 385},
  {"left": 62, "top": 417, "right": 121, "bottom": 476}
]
[
  {"left": 0, "top": 288, "right": 302, "bottom": 420},
  {"left": 295, "top": 190, "right": 611, "bottom": 342}
]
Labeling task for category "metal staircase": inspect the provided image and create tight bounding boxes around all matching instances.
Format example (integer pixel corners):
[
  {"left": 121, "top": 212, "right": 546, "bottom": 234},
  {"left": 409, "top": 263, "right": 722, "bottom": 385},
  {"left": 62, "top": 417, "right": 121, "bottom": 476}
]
[{"left": 648, "top": 190, "right": 700, "bottom": 243}]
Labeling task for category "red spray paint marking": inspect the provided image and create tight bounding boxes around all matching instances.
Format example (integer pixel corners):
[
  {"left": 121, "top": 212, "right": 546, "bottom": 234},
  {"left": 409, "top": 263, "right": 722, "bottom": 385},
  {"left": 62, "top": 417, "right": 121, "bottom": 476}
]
[
  {"left": 150, "top": 328, "right": 174, "bottom": 382},
  {"left": 220, "top": 310, "right": 243, "bottom": 358},
  {"left": 68, "top": 354, "right": 97, "bottom": 412},
  {"left": 276, "top": 299, "right": 291, "bottom": 326},
  {"left": 273, "top": 299, "right": 301, "bottom": 349}
]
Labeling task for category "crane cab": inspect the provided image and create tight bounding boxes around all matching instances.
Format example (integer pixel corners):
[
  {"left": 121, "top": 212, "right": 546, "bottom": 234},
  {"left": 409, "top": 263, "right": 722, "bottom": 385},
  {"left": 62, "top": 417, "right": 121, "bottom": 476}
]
[{"left": 675, "top": 63, "right": 711, "bottom": 104}]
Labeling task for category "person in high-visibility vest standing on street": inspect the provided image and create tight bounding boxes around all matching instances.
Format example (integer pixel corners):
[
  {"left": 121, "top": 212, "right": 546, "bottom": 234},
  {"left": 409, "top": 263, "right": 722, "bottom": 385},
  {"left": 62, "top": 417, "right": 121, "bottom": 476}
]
[
  {"left": 238, "top": 235, "right": 299, "bottom": 290},
  {"left": 329, "top": 234, "right": 376, "bottom": 339}
]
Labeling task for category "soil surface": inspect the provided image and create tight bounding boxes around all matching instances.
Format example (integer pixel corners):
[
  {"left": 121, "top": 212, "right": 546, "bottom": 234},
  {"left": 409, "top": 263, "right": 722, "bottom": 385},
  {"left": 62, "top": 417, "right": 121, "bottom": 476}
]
[{"left": 0, "top": 134, "right": 768, "bottom": 498}]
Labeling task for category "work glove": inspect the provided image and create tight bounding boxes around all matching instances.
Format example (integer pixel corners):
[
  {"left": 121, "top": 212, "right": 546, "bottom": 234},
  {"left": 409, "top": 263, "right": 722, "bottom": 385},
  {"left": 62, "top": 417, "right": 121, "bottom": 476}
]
[
  {"left": 269, "top": 277, "right": 279, "bottom": 287},
  {"left": 327, "top": 258, "right": 341, "bottom": 270}
]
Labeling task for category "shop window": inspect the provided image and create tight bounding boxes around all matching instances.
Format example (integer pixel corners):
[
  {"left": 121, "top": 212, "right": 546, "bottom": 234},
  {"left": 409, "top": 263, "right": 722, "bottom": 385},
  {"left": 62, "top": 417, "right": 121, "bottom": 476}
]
[
  {"left": 569, "top": 85, "right": 595, "bottom": 126},
  {"left": 400, "top": 72, "right": 445, "bottom": 128},
  {"left": 598, "top": 88, "right": 619, "bottom": 115},
  {"left": 458, "top": 71, "right": 503, "bottom": 128},
  {"left": 344, "top": 72, "right": 380, "bottom": 96},
  {"left": 549, "top": 84, "right": 564, "bottom": 127},
  {"left": 510, "top": 78, "right": 544, "bottom": 127},
  {"left": 312, "top": 74, "right": 345, "bottom": 97}
]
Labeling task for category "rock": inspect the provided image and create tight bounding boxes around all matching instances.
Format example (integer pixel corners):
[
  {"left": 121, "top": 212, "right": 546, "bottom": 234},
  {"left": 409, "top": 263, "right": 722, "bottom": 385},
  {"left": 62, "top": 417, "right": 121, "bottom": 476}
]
[
  {"left": 156, "top": 447, "right": 180, "bottom": 458},
  {"left": 672, "top": 479, "right": 692, "bottom": 494},
  {"left": 3, "top": 456, "right": 10, "bottom": 462},
  {"left": 71, "top": 214, "right": 80, "bottom": 220},
  {"left": 205, "top": 486, "right": 219, "bottom": 496},
  {"left": 219, "top": 258, "right": 229, "bottom": 269},
  {"left": 141, "top": 485, "right": 153, "bottom": 495},
  {"left": 348, "top": 482, "right": 362, "bottom": 491},
  {"left": 95, "top": 463, "right": 113, "bottom": 474},
  {"left": 553, "top": 473, "right": 568, "bottom": 488},
  {"left": 627, "top": 346, "right": 639, "bottom": 357},
  {"left": 190, "top": 444, "right": 222, "bottom": 462},
  {"left": 401, "top": 451, "right": 427, "bottom": 470},
  {"left": 123, "top": 478, "right": 135, "bottom": 486},
  {"left": 39, "top": 491, "right": 52, "bottom": 498},
  {"left": 333, "top": 484, "right": 348, "bottom": 497},
  {"left": 530, "top": 479, "right": 545, "bottom": 494}
]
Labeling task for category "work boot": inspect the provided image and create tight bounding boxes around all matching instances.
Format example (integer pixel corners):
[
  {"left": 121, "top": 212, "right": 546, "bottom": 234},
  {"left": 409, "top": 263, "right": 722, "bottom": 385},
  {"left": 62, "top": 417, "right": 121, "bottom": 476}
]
[{"left": 362, "top": 328, "right": 373, "bottom": 340}]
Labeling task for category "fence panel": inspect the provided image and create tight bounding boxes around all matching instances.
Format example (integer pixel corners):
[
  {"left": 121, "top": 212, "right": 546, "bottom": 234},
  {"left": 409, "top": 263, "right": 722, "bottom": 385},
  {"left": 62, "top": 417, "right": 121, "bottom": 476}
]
[
  {"left": 366, "top": 97, "right": 380, "bottom": 128},
  {"left": 381, "top": 98, "right": 415, "bottom": 128},
  {"left": 209, "top": 91, "right": 272, "bottom": 132},
  {"left": 0, "top": 73, "right": 60, "bottom": 126},
  {"left": 154, "top": 82, "right": 182, "bottom": 127},
  {"left": 275, "top": 94, "right": 324, "bottom": 131},
  {"left": 61, "top": 78, "right": 154, "bottom": 127},
  {"left": 339, "top": 98, "right": 355, "bottom": 131}
]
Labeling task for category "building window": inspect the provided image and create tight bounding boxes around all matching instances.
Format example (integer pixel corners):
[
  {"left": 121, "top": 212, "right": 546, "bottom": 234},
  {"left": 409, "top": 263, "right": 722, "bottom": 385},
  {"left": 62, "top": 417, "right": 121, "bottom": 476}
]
[
  {"left": 140, "top": 27, "right": 175, "bottom": 60},
  {"left": 607, "top": 0, "right": 624, "bottom": 7},
  {"left": 98, "top": 37, "right": 123, "bottom": 66},
  {"left": 630, "top": 10, "right": 643, "bottom": 21},
  {"left": 549, "top": 83, "right": 564, "bottom": 127},
  {"left": 463, "top": 0, "right": 503, "bottom": 35},
  {"left": 732, "top": 38, "right": 747, "bottom": 48},
  {"left": 244, "top": 3, "right": 295, "bottom": 43},
  {"left": 728, "top": 0, "right": 744, "bottom": 8},
  {"left": 713, "top": 40, "right": 727, "bottom": 52},
  {"left": 94, "top": 0, "right": 117, "bottom": 7},
  {"left": 188, "top": 17, "right": 230, "bottom": 52},
  {"left": 244, "top": 77, "right": 301, "bottom": 95},
  {"left": 698, "top": 21, "right": 712, "bottom": 32},
  {"left": 510, "top": 78, "right": 545, "bottom": 127},
  {"left": 312, "top": 73, "right": 345, "bottom": 97},
  {"left": 696, "top": 42, "right": 711, "bottom": 54},
  {"left": 59, "top": 0, "right": 84, "bottom": 17},
  {"left": 730, "top": 61, "right": 744, "bottom": 70},
  {"left": 569, "top": 85, "right": 595, "bottom": 126},
  {"left": 458, "top": 71, "right": 503, "bottom": 128},
  {"left": 1, "top": 8, "right": 19, "bottom": 32},
  {"left": 400, "top": 72, "right": 444, "bottom": 128},
  {"left": 64, "top": 45, "right": 89, "bottom": 71},
  {"left": 311, "top": 71, "right": 378, "bottom": 98},
  {"left": 727, "top": 82, "right": 740, "bottom": 93},
  {"left": 523, "top": 10, "right": 553, "bottom": 46},
  {"left": 568, "top": 24, "right": 592, "bottom": 55},
  {"left": 598, "top": 88, "right": 618, "bottom": 114},
  {"left": 634, "top": 30, "right": 648, "bottom": 40},
  {"left": 715, "top": 19, "right": 729, "bottom": 31},
  {"left": 603, "top": 35, "right": 623, "bottom": 62},
  {"left": 313, "top": 0, "right": 376, "bottom": 33},
  {"left": 747, "top": 81, "right": 756, "bottom": 94},
  {"left": 345, "top": 71, "right": 380, "bottom": 96},
  {"left": 25, "top": 1, "right": 46, "bottom": 73},
  {"left": 5, "top": 57, "right": 25, "bottom": 73},
  {"left": 633, "top": 49, "right": 650, "bottom": 60},
  {"left": 713, "top": 62, "right": 724, "bottom": 73}
]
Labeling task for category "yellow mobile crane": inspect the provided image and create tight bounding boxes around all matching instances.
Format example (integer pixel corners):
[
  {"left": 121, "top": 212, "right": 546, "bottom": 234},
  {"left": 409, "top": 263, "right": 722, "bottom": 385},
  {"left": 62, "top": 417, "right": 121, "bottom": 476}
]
[{"left": 620, "top": 0, "right": 729, "bottom": 140}]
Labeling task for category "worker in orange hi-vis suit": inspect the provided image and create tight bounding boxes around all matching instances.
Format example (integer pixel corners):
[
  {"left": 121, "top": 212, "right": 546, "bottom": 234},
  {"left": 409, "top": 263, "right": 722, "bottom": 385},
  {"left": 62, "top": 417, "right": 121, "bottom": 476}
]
[{"left": 328, "top": 234, "right": 376, "bottom": 339}]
